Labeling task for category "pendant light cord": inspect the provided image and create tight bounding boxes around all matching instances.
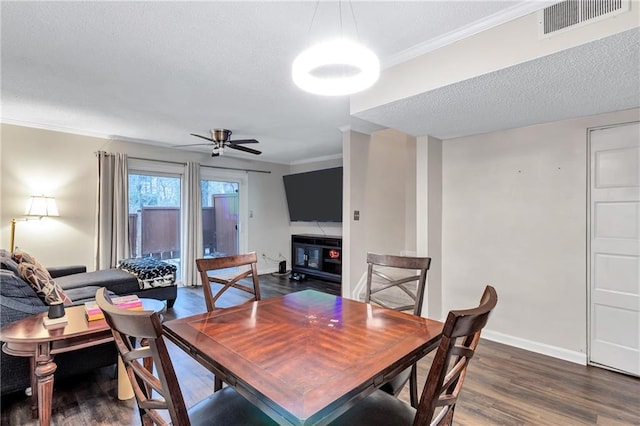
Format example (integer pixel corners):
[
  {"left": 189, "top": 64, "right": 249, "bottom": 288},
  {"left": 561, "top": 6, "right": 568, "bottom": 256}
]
[
  {"left": 307, "top": 1, "right": 321, "bottom": 38},
  {"left": 348, "top": 0, "right": 361, "bottom": 41},
  {"left": 339, "top": 0, "right": 343, "bottom": 38}
]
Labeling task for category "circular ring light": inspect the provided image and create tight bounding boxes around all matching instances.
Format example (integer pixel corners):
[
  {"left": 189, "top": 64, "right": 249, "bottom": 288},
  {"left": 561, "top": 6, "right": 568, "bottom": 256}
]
[{"left": 292, "top": 39, "right": 380, "bottom": 96}]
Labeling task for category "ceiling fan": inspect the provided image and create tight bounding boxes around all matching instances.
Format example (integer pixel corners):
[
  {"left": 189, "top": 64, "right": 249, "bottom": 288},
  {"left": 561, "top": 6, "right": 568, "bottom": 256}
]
[{"left": 181, "top": 129, "right": 261, "bottom": 157}]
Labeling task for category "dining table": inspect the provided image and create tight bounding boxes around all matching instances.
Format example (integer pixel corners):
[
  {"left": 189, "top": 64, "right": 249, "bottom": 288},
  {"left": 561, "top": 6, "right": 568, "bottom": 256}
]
[{"left": 162, "top": 289, "right": 443, "bottom": 425}]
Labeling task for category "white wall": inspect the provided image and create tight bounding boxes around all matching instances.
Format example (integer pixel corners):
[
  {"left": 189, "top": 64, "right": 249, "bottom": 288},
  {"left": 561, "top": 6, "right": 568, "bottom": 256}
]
[
  {"left": 441, "top": 108, "right": 640, "bottom": 362},
  {"left": 416, "top": 135, "right": 443, "bottom": 319},
  {"left": 342, "top": 128, "right": 417, "bottom": 298},
  {"left": 0, "top": 124, "right": 291, "bottom": 276}
]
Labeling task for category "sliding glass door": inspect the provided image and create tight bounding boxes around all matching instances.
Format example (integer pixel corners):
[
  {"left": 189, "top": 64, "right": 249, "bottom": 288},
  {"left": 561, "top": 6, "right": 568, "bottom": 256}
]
[
  {"left": 200, "top": 169, "right": 247, "bottom": 260},
  {"left": 128, "top": 172, "right": 181, "bottom": 276},
  {"left": 201, "top": 180, "right": 239, "bottom": 258}
]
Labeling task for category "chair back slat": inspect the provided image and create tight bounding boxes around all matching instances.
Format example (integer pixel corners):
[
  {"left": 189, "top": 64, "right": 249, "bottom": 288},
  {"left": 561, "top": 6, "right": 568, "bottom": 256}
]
[
  {"left": 96, "top": 288, "right": 192, "bottom": 426},
  {"left": 196, "top": 252, "right": 261, "bottom": 312},
  {"left": 365, "top": 252, "right": 431, "bottom": 316},
  {"left": 365, "top": 252, "right": 431, "bottom": 408},
  {"left": 413, "top": 285, "right": 498, "bottom": 426}
]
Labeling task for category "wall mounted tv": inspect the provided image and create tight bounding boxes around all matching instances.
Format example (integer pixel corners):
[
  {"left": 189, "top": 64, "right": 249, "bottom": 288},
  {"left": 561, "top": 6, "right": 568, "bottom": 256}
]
[{"left": 283, "top": 167, "right": 343, "bottom": 222}]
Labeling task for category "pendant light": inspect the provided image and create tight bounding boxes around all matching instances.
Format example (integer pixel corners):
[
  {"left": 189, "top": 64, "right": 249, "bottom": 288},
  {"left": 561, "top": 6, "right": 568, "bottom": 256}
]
[{"left": 292, "top": 1, "right": 380, "bottom": 96}]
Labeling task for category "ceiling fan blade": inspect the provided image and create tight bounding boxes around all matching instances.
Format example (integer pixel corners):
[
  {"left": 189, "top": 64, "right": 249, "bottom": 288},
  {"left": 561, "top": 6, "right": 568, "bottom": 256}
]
[
  {"left": 190, "top": 133, "right": 215, "bottom": 142},
  {"left": 174, "top": 142, "right": 215, "bottom": 147},
  {"left": 229, "top": 139, "right": 259, "bottom": 145},
  {"left": 227, "top": 144, "right": 262, "bottom": 155}
]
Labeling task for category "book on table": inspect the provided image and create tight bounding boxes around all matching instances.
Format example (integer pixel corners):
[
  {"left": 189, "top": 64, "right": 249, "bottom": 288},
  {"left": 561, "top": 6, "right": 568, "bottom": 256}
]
[{"left": 85, "top": 295, "right": 143, "bottom": 321}]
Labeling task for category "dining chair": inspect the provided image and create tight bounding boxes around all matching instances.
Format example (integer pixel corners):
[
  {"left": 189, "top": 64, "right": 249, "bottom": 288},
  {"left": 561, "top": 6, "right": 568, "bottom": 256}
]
[
  {"left": 95, "top": 287, "right": 277, "bottom": 426},
  {"left": 196, "top": 252, "right": 261, "bottom": 312},
  {"left": 330, "top": 285, "right": 498, "bottom": 426},
  {"left": 365, "top": 252, "right": 431, "bottom": 407}
]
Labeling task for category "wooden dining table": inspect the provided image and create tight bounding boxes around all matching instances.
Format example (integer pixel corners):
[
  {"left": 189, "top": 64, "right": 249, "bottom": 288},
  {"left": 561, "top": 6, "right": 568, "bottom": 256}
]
[{"left": 162, "top": 289, "right": 443, "bottom": 425}]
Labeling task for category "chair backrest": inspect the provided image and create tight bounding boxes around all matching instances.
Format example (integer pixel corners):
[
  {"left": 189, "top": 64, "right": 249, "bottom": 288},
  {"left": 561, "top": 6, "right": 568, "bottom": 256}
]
[
  {"left": 195, "top": 252, "right": 261, "bottom": 312},
  {"left": 414, "top": 285, "right": 498, "bottom": 426},
  {"left": 365, "top": 252, "right": 431, "bottom": 316},
  {"left": 95, "top": 288, "right": 190, "bottom": 426}
]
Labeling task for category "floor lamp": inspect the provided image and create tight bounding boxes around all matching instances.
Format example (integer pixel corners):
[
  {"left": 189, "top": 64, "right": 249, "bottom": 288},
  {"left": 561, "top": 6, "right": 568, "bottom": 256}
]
[{"left": 9, "top": 195, "right": 59, "bottom": 252}]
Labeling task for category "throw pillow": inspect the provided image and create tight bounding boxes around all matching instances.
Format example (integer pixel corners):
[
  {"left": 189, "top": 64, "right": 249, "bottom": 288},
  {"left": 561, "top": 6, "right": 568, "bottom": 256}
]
[
  {"left": 12, "top": 248, "right": 46, "bottom": 270},
  {"left": 17, "top": 261, "right": 72, "bottom": 306}
]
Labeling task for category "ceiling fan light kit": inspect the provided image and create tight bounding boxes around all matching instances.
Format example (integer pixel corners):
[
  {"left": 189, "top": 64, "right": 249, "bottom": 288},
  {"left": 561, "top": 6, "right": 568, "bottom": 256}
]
[{"left": 292, "top": 38, "right": 380, "bottom": 96}]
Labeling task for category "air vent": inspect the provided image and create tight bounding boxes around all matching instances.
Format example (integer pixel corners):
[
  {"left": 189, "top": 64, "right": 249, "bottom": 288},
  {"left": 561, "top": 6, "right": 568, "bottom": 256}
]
[{"left": 539, "top": 0, "right": 630, "bottom": 37}]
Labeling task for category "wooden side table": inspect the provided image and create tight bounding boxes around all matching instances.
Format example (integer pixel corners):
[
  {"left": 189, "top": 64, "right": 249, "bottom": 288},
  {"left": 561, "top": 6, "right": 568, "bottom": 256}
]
[
  {"left": 1, "top": 305, "right": 113, "bottom": 426},
  {"left": 0, "top": 298, "right": 167, "bottom": 426}
]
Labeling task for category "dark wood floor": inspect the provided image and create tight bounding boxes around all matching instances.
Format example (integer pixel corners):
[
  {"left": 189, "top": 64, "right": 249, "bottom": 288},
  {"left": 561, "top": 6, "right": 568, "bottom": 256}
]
[{"left": 2, "top": 274, "right": 639, "bottom": 425}]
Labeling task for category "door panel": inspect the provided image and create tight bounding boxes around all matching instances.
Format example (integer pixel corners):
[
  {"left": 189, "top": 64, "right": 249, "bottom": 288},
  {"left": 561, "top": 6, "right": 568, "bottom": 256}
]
[
  {"left": 213, "top": 194, "right": 239, "bottom": 257},
  {"left": 589, "top": 122, "right": 640, "bottom": 376}
]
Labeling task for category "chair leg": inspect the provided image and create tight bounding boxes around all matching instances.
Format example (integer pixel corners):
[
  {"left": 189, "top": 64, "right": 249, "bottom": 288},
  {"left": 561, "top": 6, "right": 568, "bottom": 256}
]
[{"left": 409, "top": 364, "right": 419, "bottom": 408}]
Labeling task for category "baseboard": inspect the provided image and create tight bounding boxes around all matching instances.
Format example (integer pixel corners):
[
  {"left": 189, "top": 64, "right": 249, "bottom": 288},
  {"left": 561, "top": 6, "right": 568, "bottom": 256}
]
[{"left": 481, "top": 329, "right": 587, "bottom": 365}]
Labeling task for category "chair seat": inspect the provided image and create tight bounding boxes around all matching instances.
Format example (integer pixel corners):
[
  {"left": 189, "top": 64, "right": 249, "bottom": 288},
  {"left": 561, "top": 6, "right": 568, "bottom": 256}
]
[
  {"left": 188, "top": 387, "right": 277, "bottom": 426},
  {"left": 329, "top": 390, "right": 416, "bottom": 426}
]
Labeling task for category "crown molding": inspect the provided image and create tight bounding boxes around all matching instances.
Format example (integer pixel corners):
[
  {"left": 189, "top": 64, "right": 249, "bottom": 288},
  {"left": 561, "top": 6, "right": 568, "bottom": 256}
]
[
  {"left": 383, "top": 1, "right": 553, "bottom": 69},
  {"left": 289, "top": 153, "right": 343, "bottom": 166},
  {"left": 1, "top": 117, "right": 113, "bottom": 140}
]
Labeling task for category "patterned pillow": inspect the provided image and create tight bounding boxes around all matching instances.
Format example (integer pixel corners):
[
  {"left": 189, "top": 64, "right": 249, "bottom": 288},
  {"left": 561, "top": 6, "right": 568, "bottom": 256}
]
[
  {"left": 12, "top": 248, "right": 45, "bottom": 270},
  {"left": 17, "top": 261, "right": 72, "bottom": 306}
]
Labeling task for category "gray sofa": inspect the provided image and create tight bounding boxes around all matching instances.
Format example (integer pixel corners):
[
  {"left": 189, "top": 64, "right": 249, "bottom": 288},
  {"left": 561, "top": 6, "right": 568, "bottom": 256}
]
[{"left": 0, "top": 249, "right": 175, "bottom": 396}]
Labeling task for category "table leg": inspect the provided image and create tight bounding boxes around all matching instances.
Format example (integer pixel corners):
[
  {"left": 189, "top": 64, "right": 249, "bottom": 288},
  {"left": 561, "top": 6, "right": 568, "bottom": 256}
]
[
  {"left": 117, "top": 356, "right": 135, "bottom": 400},
  {"left": 29, "top": 357, "right": 38, "bottom": 419},
  {"left": 34, "top": 342, "right": 56, "bottom": 426}
]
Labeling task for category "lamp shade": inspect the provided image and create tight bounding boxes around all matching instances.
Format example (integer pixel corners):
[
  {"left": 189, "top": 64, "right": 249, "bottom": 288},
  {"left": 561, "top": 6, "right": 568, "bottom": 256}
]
[{"left": 25, "top": 196, "right": 59, "bottom": 217}]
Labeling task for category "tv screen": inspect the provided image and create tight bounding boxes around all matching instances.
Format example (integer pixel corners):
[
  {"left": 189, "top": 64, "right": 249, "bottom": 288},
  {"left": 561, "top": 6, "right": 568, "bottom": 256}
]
[{"left": 283, "top": 167, "right": 343, "bottom": 222}]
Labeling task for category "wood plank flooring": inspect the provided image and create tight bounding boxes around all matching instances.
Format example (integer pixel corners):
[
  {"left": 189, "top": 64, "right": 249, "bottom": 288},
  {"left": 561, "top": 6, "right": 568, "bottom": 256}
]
[{"left": 2, "top": 274, "right": 638, "bottom": 425}]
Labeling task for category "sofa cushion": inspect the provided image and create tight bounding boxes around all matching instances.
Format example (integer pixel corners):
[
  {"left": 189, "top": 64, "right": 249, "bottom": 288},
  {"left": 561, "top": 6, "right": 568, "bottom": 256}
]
[
  {"left": 0, "top": 250, "right": 20, "bottom": 275},
  {"left": 0, "top": 269, "right": 47, "bottom": 319},
  {"left": 64, "top": 286, "right": 100, "bottom": 304},
  {"left": 56, "top": 268, "right": 139, "bottom": 295},
  {"left": 17, "top": 261, "right": 72, "bottom": 305}
]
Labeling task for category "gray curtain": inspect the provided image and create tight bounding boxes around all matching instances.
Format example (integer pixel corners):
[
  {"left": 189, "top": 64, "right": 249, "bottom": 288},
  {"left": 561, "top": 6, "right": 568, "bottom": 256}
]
[
  {"left": 95, "top": 151, "right": 130, "bottom": 269},
  {"left": 181, "top": 161, "right": 203, "bottom": 286}
]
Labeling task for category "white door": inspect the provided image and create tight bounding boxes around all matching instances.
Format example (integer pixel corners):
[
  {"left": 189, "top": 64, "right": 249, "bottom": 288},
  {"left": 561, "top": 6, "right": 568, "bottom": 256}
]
[{"left": 589, "top": 122, "right": 640, "bottom": 376}]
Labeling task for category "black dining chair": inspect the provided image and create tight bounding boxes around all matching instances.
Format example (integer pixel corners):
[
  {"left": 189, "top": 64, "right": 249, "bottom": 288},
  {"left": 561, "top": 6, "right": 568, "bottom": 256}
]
[
  {"left": 95, "top": 287, "right": 277, "bottom": 426},
  {"left": 330, "top": 285, "right": 498, "bottom": 426},
  {"left": 365, "top": 252, "right": 431, "bottom": 407}
]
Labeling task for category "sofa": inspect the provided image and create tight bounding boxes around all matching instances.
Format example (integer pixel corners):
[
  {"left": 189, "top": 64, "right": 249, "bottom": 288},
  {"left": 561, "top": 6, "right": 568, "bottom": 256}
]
[{"left": 0, "top": 249, "right": 176, "bottom": 396}]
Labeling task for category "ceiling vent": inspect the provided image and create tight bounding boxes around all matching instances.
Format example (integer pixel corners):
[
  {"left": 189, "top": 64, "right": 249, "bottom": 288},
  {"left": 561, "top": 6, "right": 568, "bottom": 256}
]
[{"left": 539, "top": 0, "right": 630, "bottom": 37}]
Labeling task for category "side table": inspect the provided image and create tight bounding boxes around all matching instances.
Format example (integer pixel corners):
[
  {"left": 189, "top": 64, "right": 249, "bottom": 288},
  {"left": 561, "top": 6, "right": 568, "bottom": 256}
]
[{"left": 1, "top": 305, "right": 113, "bottom": 426}]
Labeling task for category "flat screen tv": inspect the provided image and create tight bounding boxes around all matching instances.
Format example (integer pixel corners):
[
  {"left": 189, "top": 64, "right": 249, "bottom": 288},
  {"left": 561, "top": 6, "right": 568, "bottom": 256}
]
[{"left": 283, "top": 167, "right": 343, "bottom": 222}]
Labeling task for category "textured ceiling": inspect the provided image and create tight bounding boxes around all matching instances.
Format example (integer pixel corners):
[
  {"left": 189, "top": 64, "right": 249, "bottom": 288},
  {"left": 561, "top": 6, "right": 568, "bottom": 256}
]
[
  {"left": 3, "top": 1, "right": 634, "bottom": 165},
  {"left": 356, "top": 28, "right": 640, "bottom": 139}
]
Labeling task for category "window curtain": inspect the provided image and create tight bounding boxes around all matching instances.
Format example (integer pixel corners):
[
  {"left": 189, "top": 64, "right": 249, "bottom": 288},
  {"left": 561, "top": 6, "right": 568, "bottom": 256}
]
[
  {"left": 181, "top": 161, "right": 203, "bottom": 286},
  {"left": 95, "top": 151, "right": 130, "bottom": 270}
]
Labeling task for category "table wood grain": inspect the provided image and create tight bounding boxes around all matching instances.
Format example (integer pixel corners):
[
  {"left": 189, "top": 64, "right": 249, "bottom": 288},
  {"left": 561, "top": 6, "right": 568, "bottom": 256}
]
[{"left": 162, "top": 289, "right": 443, "bottom": 425}]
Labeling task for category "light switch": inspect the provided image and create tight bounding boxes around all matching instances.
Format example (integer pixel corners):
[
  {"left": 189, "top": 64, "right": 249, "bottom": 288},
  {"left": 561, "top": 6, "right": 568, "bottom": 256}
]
[{"left": 354, "top": 210, "right": 360, "bottom": 221}]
